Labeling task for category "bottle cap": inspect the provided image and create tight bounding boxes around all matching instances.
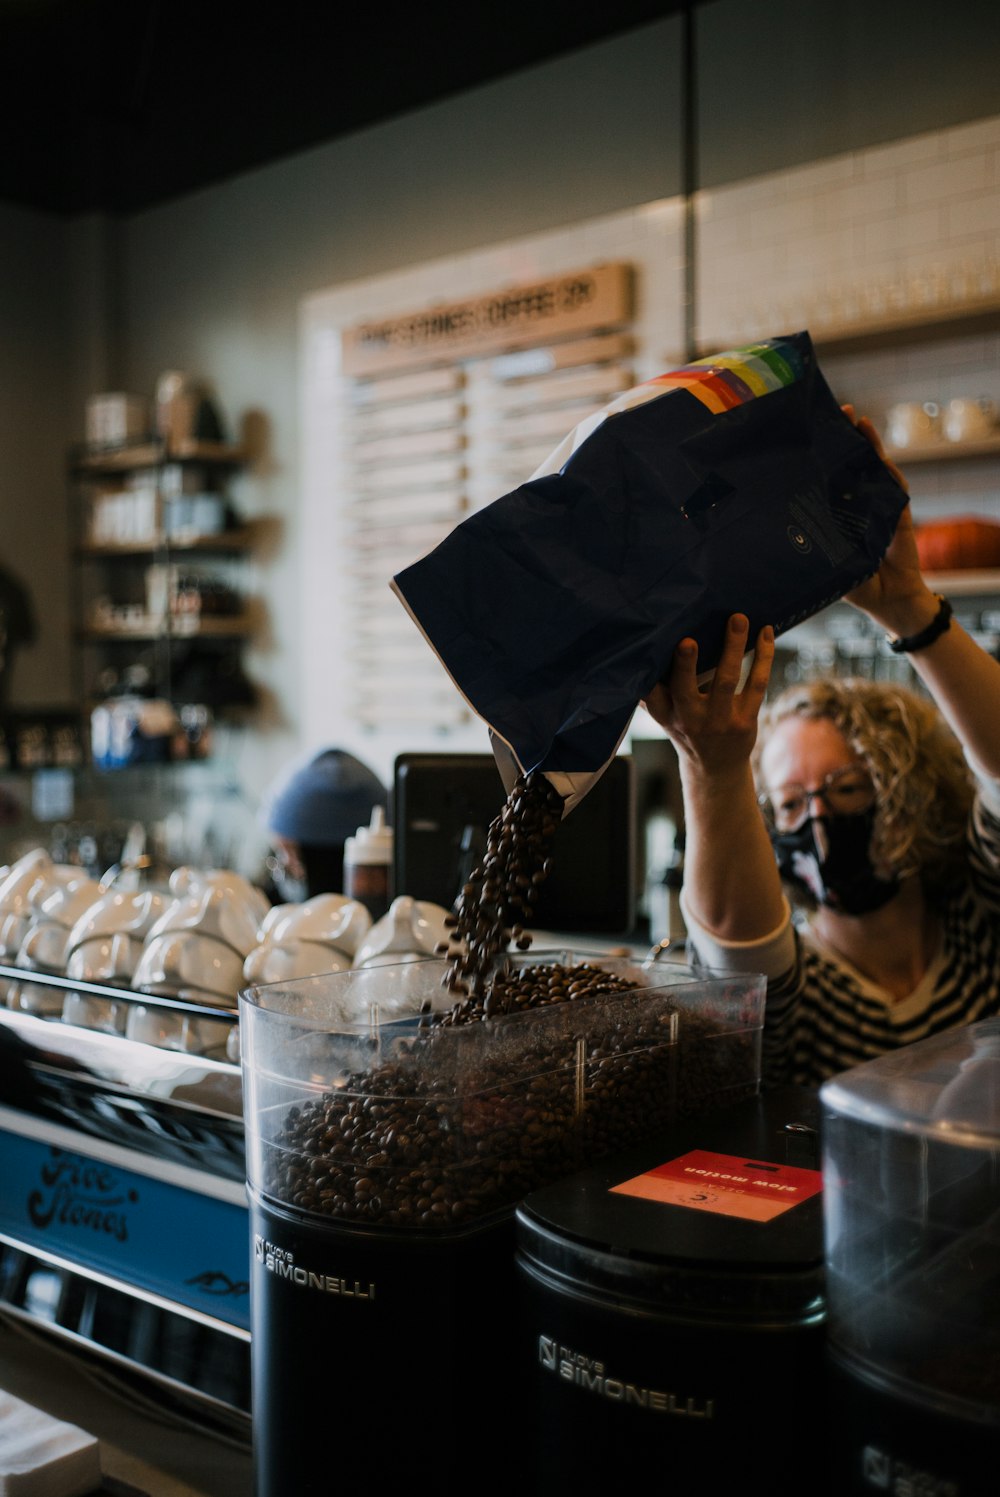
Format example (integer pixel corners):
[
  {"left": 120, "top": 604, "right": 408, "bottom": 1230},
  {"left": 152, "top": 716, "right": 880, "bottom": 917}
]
[{"left": 345, "top": 805, "right": 393, "bottom": 866}]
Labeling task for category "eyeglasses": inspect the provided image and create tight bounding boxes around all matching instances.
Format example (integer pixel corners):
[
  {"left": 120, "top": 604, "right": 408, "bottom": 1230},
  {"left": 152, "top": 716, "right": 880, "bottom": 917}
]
[{"left": 759, "top": 766, "right": 876, "bottom": 831}]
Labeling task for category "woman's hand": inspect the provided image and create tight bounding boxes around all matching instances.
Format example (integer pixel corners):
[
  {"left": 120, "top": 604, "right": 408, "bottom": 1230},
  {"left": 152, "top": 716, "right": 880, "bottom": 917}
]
[
  {"left": 844, "top": 405, "right": 909, "bottom": 496},
  {"left": 643, "top": 614, "right": 784, "bottom": 941},
  {"left": 837, "top": 404, "right": 1000, "bottom": 782},
  {"left": 643, "top": 613, "right": 775, "bottom": 782},
  {"left": 840, "top": 405, "right": 938, "bottom": 636}
]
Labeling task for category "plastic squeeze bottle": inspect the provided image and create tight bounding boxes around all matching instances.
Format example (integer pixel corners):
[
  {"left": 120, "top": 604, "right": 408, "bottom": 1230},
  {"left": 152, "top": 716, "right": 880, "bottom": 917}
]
[{"left": 343, "top": 805, "right": 393, "bottom": 920}]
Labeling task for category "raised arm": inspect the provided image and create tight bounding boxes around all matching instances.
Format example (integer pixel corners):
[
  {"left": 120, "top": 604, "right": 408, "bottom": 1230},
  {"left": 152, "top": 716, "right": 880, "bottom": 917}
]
[
  {"left": 642, "top": 613, "right": 785, "bottom": 941},
  {"left": 844, "top": 409, "right": 1000, "bottom": 779}
]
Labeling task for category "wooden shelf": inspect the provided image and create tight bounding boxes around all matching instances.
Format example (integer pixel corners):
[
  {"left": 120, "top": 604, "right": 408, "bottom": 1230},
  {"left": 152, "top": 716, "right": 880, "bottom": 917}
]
[
  {"left": 797, "top": 571, "right": 1000, "bottom": 609},
  {"left": 75, "top": 525, "right": 260, "bottom": 558},
  {"left": 78, "top": 615, "right": 257, "bottom": 642},
  {"left": 923, "top": 569, "right": 1000, "bottom": 596},
  {"left": 71, "top": 439, "right": 245, "bottom": 475},
  {"left": 811, "top": 296, "right": 1000, "bottom": 356},
  {"left": 700, "top": 296, "right": 1000, "bottom": 363},
  {"left": 885, "top": 434, "right": 1000, "bottom": 465}
]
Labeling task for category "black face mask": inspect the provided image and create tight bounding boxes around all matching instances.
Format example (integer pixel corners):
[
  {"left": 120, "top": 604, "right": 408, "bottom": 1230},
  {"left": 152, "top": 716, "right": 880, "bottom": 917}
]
[{"left": 770, "top": 806, "right": 900, "bottom": 915}]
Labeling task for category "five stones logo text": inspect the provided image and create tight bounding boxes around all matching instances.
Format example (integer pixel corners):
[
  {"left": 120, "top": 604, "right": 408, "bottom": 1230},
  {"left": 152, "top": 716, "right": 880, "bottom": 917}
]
[{"left": 28, "top": 1149, "right": 135, "bottom": 1243}]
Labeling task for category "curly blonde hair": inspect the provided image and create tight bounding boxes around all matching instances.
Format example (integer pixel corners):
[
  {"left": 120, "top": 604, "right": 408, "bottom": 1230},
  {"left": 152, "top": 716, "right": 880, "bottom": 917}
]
[{"left": 752, "top": 676, "right": 974, "bottom": 903}]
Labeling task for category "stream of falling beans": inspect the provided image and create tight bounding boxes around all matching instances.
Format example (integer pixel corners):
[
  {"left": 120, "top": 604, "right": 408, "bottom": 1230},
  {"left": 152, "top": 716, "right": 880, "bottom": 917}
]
[
  {"left": 435, "top": 768, "right": 565, "bottom": 1018},
  {"left": 264, "top": 768, "right": 677, "bottom": 1226}
]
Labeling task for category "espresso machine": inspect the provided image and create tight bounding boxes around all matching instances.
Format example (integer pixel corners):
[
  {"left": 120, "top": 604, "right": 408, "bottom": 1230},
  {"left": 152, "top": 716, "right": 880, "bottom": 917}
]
[{"left": 0, "top": 965, "right": 250, "bottom": 1438}]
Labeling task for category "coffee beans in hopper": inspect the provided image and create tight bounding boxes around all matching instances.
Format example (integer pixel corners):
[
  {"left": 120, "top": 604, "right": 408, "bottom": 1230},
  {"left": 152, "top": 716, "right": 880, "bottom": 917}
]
[{"left": 262, "top": 769, "right": 757, "bottom": 1228}]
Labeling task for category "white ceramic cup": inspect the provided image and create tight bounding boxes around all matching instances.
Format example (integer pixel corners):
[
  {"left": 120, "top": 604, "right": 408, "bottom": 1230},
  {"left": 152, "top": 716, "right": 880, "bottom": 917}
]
[
  {"left": 125, "top": 1001, "right": 187, "bottom": 1051},
  {"left": 34, "top": 877, "right": 104, "bottom": 930},
  {"left": 181, "top": 1012, "right": 234, "bottom": 1059},
  {"left": 352, "top": 896, "right": 454, "bottom": 970},
  {"left": 67, "top": 887, "right": 170, "bottom": 953},
  {"left": 259, "top": 894, "right": 372, "bottom": 956},
  {"left": 65, "top": 931, "right": 142, "bottom": 984},
  {"left": 885, "top": 401, "right": 941, "bottom": 449},
  {"left": 62, "top": 990, "right": 130, "bottom": 1033},
  {"left": 16, "top": 921, "right": 75, "bottom": 975},
  {"left": 0, "top": 910, "right": 33, "bottom": 961},
  {"left": 943, "top": 396, "right": 997, "bottom": 443},
  {"left": 144, "top": 874, "right": 267, "bottom": 957},
  {"left": 126, "top": 988, "right": 236, "bottom": 1053},
  {"left": 7, "top": 979, "right": 66, "bottom": 1017},
  {"left": 242, "top": 938, "right": 353, "bottom": 987},
  {"left": 132, "top": 929, "right": 246, "bottom": 999},
  {"left": 0, "top": 854, "right": 91, "bottom": 961}
]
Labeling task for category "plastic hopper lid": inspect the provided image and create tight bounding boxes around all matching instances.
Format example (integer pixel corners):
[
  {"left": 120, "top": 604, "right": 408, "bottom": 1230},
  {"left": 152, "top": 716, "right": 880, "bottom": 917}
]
[{"left": 820, "top": 1017, "right": 1000, "bottom": 1147}]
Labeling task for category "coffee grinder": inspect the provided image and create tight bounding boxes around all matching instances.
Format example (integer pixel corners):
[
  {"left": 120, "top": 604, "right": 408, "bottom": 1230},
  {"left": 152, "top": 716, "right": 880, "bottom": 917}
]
[
  {"left": 821, "top": 1018, "right": 1000, "bottom": 1494},
  {"left": 514, "top": 1085, "right": 827, "bottom": 1496},
  {"left": 240, "top": 955, "right": 765, "bottom": 1493}
]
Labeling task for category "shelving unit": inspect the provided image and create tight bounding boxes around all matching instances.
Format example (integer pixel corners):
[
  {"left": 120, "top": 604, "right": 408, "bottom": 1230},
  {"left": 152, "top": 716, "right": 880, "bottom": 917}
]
[
  {"left": 695, "top": 295, "right": 1000, "bottom": 366},
  {"left": 67, "top": 437, "right": 264, "bottom": 751}
]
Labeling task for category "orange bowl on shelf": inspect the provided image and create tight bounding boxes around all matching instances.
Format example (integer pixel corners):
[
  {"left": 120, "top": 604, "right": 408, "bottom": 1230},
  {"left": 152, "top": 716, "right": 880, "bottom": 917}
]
[{"left": 914, "top": 516, "right": 1000, "bottom": 572}]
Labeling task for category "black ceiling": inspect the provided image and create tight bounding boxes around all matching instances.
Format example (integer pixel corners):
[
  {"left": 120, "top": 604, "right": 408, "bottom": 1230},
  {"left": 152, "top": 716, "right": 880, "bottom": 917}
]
[{"left": 0, "top": 0, "right": 690, "bottom": 215}]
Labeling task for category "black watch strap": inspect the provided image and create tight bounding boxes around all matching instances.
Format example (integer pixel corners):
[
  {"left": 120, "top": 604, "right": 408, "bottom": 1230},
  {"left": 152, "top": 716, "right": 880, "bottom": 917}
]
[{"left": 886, "top": 594, "right": 953, "bottom": 655}]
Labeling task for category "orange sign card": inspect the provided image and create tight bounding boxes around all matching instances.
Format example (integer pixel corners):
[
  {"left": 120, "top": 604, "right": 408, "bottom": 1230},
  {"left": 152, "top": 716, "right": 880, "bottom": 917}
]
[{"left": 611, "top": 1149, "right": 823, "bottom": 1223}]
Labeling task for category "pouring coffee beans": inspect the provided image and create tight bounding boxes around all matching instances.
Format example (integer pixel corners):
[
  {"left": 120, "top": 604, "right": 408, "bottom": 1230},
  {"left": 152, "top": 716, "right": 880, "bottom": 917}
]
[
  {"left": 436, "top": 768, "right": 568, "bottom": 1015},
  {"left": 257, "top": 767, "right": 759, "bottom": 1228}
]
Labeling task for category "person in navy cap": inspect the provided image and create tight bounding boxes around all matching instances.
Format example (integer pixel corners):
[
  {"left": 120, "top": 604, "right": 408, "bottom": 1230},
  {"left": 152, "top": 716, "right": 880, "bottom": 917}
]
[{"left": 261, "top": 748, "right": 387, "bottom": 902}]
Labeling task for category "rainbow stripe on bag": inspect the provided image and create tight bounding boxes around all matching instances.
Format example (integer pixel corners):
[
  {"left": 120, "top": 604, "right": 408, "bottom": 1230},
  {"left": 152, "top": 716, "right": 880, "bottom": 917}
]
[
  {"left": 532, "top": 335, "right": 809, "bottom": 480},
  {"left": 646, "top": 338, "right": 804, "bottom": 414}
]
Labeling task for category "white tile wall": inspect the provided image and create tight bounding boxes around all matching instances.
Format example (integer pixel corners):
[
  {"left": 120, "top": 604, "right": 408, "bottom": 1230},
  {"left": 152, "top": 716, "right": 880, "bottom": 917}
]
[{"left": 696, "top": 115, "right": 1000, "bottom": 348}]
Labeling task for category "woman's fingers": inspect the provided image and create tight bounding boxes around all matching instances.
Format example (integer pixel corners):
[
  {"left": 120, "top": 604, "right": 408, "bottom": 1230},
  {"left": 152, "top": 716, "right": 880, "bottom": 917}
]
[
  {"left": 648, "top": 615, "right": 774, "bottom": 767},
  {"left": 641, "top": 680, "right": 671, "bottom": 726},
  {"left": 705, "top": 614, "right": 750, "bottom": 704},
  {"left": 666, "top": 635, "right": 700, "bottom": 695},
  {"left": 743, "top": 623, "right": 775, "bottom": 703},
  {"left": 651, "top": 615, "right": 772, "bottom": 721},
  {"left": 845, "top": 404, "right": 910, "bottom": 493}
]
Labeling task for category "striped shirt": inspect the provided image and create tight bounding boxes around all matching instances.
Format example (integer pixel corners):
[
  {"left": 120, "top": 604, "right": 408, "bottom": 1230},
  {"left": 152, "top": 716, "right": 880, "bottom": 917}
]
[{"left": 682, "top": 786, "right": 1000, "bottom": 1090}]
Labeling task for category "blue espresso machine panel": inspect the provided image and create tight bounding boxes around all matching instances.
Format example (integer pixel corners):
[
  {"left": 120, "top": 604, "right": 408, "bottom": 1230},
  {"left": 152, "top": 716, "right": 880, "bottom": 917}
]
[{"left": 0, "top": 969, "right": 250, "bottom": 1435}]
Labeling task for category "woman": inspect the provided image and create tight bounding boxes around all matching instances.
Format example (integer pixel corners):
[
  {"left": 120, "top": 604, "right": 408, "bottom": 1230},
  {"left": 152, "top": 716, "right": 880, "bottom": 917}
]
[{"left": 643, "top": 409, "right": 1000, "bottom": 1087}]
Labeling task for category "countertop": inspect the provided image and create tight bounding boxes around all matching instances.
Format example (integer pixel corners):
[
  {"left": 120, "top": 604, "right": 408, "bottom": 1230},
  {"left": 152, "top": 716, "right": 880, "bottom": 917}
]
[{"left": 0, "top": 1315, "right": 252, "bottom": 1496}]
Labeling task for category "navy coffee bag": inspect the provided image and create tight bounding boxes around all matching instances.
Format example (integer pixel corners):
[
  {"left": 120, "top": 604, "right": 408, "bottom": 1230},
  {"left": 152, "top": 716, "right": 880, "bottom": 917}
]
[{"left": 391, "top": 332, "right": 909, "bottom": 813}]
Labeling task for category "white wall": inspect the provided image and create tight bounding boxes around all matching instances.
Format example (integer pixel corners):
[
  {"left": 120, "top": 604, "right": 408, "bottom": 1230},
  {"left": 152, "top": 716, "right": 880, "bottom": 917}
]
[{"left": 697, "top": 115, "right": 1000, "bottom": 352}]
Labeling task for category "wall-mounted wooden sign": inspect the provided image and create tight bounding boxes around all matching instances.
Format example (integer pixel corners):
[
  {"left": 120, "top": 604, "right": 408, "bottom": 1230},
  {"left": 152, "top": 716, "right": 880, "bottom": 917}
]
[{"left": 341, "top": 262, "right": 634, "bottom": 377}]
